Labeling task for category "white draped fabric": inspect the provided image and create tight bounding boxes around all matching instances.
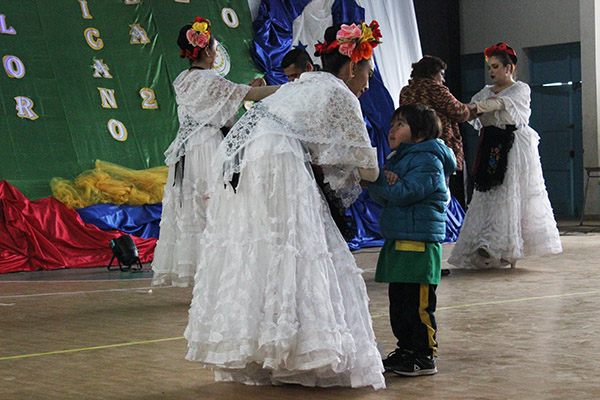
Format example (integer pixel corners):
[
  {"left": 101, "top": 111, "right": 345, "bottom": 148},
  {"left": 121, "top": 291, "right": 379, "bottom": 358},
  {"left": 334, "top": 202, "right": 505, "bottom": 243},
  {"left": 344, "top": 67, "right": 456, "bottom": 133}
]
[
  {"left": 358, "top": 0, "right": 422, "bottom": 107},
  {"left": 246, "top": 0, "right": 422, "bottom": 107}
]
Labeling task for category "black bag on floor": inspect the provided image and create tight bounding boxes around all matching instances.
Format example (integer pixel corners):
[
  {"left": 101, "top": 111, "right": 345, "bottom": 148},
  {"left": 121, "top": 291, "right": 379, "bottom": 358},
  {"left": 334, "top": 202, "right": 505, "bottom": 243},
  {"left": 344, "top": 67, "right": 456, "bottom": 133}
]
[{"left": 107, "top": 235, "right": 143, "bottom": 272}]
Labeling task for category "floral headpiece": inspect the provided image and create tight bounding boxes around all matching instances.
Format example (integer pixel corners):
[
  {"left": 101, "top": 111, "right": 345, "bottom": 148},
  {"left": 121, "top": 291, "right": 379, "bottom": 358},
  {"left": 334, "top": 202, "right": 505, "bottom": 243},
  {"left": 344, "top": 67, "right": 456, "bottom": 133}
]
[
  {"left": 181, "top": 17, "right": 212, "bottom": 60},
  {"left": 314, "top": 21, "right": 382, "bottom": 63},
  {"left": 484, "top": 43, "right": 516, "bottom": 61}
]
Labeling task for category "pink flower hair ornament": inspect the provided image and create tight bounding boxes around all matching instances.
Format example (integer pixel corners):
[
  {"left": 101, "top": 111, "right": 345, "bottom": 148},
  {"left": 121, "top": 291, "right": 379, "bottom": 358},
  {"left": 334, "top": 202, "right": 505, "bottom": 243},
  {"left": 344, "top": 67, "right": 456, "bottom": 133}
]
[
  {"left": 181, "top": 17, "right": 212, "bottom": 60},
  {"left": 314, "top": 20, "right": 382, "bottom": 63}
]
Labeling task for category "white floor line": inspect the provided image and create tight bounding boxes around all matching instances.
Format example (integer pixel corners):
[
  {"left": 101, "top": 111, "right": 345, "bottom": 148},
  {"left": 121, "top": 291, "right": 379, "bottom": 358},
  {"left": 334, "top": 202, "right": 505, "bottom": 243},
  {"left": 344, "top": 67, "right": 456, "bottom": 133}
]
[
  {"left": 0, "top": 286, "right": 175, "bottom": 299},
  {"left": 0, "top": 278, "right": 152, "bottom": 284}
]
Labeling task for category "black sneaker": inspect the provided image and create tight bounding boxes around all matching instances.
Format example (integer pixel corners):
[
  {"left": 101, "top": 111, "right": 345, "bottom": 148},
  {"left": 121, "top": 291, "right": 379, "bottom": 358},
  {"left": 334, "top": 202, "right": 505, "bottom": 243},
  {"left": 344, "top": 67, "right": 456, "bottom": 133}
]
[
  {"left": 391, "top": 354, "right": 437, "bottom": 377},
  {"left": 382, "top": 349, "right": 410, "bottom": 372}
]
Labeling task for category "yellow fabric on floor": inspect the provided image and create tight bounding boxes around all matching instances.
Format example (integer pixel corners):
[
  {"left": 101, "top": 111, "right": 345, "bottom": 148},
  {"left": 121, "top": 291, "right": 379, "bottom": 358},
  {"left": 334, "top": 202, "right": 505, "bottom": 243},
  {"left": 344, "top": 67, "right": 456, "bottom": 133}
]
[{"left": 50, "top": 160, "right": 168, "bottom": 208}]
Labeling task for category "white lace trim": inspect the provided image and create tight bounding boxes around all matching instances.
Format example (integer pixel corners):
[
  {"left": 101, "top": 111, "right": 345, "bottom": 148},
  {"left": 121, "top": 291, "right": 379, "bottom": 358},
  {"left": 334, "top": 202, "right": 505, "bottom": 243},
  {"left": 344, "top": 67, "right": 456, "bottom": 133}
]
[
  {"left": 213, "top": 72, "right": 378, "bottom": 207},
  {"left": 164, "top": 69, "right": 251, "bottom": 166}
]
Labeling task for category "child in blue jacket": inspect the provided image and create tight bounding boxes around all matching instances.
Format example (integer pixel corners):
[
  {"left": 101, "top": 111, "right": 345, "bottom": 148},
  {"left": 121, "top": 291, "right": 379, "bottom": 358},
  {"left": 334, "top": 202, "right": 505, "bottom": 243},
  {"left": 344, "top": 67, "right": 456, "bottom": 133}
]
[{"left": 368, "top": 103, "right": 456, "bottom": 376}]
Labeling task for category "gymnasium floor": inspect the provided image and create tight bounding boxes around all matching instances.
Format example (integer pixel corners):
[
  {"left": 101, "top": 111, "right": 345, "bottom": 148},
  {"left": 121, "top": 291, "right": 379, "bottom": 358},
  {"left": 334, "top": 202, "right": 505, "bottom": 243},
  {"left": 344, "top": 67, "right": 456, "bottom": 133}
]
[{"left": 1, "top": 221, "right": 599, "bottom": 399}]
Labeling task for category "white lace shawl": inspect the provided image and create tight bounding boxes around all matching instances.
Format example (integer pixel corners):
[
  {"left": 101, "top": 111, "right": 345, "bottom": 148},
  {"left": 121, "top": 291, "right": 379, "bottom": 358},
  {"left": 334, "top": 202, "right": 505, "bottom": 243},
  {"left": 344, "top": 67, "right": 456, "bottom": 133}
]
[
  {"left": 217, "top": 71, "right": 378, "bottom": 207},
  {"left": 164, "top": 69, "right": 251, "bottom": 166},
  {"left": 469, "top": 81, "right": 531, "bottom": 130}
]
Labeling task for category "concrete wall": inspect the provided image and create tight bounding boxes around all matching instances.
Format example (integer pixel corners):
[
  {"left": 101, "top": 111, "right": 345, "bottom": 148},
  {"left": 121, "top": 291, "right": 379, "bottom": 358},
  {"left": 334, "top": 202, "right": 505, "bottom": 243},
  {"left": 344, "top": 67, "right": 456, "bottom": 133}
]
[
  {"left": 460, "top": 0, "right": 580, "bottom": 82},
  {"left": 461, "top": 0, "right": 600, "bottom": 216}
]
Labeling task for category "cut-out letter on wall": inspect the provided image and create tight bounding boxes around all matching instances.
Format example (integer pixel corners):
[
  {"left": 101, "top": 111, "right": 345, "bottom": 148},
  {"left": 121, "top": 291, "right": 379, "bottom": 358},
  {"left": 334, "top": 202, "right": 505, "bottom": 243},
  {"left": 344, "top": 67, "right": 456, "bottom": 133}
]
[
  {"left": 92, "top": 59, "right": 113, "bottom": 78},
  {"left": 3, "top": 55, "right": 25, "bottom": 78},
  {"left": 221, "top": 8, "right": 239, "bottom": 28},
  {"left": 78, "top": 0, "right": 93, "bottom": 19},
  {"left": 85, "top": 28, "right": 104, "bottom": 50},
  {"left": 98, "top": 88, "right": 118, "bottom": 108},
  {"left": 14, "top": 97, "right": 39, "bottom": 120},
  {"left": 140, "top": 88, "right": 158, "bottom": 109},
  {"left": 129, "top": 24, "right": 150, "bottom": 44},
  {"left": 0, "top": 14, "right": 17, "bottom": 34},
  {"left": 108, "top": 119, "right": 128, "bottom": 141}
]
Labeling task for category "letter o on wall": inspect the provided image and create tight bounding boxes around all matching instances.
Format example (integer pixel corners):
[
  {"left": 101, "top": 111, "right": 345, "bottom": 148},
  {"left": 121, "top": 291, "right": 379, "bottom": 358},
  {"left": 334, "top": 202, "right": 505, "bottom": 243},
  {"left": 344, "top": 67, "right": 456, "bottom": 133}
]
[
  {"left": 221, "top": 8, "right": 239, "bottom": 28},
  {"left": 3, "top": 55, "right": 25, "bottom": 78},
  {"left": 107, "top": 119, "right": 128, "bottom": 141}
]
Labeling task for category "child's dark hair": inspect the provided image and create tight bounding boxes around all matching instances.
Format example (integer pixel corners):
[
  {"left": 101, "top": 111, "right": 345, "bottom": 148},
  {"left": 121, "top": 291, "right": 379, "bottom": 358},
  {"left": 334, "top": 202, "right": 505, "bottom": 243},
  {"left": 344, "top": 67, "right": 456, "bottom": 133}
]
[
  {"left": 392, "top": 104, "right": 441, "bottom": 142},
  {"left": 177, "top": 24, "right": 216, "bottom": 63},
  {"left": 318, "top": 23, "right": 370, "bottom": 74}
]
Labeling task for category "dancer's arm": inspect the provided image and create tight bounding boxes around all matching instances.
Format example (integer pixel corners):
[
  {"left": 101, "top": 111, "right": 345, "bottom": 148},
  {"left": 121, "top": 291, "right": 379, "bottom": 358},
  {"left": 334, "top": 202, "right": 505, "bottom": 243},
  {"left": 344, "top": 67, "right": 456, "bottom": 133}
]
[{"left": 244, "top": 85, "right": 281, "bottom": 102}]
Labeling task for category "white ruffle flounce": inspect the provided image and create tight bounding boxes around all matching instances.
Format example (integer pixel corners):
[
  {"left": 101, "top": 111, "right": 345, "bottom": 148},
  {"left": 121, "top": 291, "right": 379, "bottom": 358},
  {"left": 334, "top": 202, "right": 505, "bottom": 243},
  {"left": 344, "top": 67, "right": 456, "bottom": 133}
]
[
  {"left": 448, "top": 126, "right": 562, "bottom": 268},
  {"left": 184, "top": 134, "right": 385, "bottom": 389}
]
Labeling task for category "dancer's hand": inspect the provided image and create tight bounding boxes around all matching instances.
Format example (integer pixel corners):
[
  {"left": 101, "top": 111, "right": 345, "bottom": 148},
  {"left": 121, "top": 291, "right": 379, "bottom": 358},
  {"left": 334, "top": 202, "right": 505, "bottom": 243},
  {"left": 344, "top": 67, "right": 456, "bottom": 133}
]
[{"left": 248, "top": 77, "right": 266, "bottom": 87}]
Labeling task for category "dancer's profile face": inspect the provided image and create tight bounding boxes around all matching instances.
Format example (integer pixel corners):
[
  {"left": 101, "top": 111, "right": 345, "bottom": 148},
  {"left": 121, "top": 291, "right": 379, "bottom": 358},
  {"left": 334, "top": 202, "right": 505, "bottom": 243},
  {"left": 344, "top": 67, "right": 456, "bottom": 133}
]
[
  {"left": 346, "top": 58, "right": 375, "bottom": 98},
  {"left": 206, "top": 39, "right": 218, "bottom": 67}
]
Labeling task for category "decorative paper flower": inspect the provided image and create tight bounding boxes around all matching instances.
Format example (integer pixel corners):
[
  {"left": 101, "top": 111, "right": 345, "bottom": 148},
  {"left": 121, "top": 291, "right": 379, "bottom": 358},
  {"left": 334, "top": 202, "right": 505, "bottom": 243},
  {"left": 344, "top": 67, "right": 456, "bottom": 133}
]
[
  {"left": 192, "top": 21, "right": 209, "bottom": 34},
  {"left": 338, "top": 42, "right": 356, "bottom": 57},
  {"left": 186, "top": 17, "right": 211, "bottom": 49},
  {"left": 314, "top": 20, "right": 382, "bottom": 63},
  {"left": 351, "top": 41, "right": 373, "bottom": 63},
  {"left": 336, "top": 23, "right": 362, "bottom": 41},
  {"left": 187, "top": 30, "right": 208, "bottom": 48}
]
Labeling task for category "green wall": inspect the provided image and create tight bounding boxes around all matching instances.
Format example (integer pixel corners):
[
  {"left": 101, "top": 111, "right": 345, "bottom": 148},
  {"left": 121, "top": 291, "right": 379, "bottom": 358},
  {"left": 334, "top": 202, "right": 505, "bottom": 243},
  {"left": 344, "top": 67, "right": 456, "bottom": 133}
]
[{"left": 0, "top": 0, "right": 260, "bottom": 199}]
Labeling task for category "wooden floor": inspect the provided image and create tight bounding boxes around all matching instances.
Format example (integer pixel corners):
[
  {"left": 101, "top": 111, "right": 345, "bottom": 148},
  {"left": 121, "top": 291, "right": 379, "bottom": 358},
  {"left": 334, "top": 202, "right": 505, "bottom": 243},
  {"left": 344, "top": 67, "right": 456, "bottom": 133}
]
[{"left": 1, "top": 221, "right": 600, "bottom": 399}]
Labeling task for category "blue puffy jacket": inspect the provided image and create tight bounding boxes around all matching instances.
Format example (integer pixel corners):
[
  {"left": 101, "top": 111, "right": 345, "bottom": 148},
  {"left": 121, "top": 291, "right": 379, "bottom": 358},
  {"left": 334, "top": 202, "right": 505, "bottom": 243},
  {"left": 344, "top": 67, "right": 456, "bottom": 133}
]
[{"left": 369, "top": 138, "right": 456, "bottom": 242}]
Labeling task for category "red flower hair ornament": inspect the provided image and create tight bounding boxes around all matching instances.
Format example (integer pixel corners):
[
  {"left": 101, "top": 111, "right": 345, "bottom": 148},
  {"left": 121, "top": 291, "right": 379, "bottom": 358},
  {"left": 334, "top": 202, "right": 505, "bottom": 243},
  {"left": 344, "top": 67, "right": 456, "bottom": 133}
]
[
  {"left": 314, "top": 20, "right": 382, "bottom": 63},
  {"left": 484, "top": 43, "right": 516, "bottom": 61}
]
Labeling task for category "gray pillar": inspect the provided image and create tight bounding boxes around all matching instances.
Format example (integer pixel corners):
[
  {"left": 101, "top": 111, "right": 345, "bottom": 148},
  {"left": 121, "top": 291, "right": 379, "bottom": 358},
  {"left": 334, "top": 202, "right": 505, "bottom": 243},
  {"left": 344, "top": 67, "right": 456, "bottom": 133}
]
[{"left": 580, "top": 0, "right": 600, "bottom": 215}]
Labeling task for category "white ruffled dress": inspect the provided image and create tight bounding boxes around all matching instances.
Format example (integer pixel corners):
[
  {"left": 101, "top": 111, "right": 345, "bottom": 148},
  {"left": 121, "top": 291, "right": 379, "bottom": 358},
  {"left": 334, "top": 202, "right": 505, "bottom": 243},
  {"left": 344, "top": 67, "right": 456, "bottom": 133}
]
[
  {"left": 151, "top": 69, "right": 251, "bottom": 287},
  {"left": 184, "top": 72, "right": 385, "bottom": 389},
  {"left": 448, "top": 81, "right": 562, "bottom": 268}
]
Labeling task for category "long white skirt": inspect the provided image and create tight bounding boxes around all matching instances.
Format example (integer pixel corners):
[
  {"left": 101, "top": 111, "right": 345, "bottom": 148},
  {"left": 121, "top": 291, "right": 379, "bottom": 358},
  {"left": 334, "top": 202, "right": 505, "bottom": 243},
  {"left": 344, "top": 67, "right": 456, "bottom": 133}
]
[
  {"left": 448, "top": 126, "right": 562, "bottom": 268},
  {"left": 151, "top": 130, "right": 222, "bottom": 287},
  {"left": 184, "top": 133, "right": 385, "bottom": 389}
]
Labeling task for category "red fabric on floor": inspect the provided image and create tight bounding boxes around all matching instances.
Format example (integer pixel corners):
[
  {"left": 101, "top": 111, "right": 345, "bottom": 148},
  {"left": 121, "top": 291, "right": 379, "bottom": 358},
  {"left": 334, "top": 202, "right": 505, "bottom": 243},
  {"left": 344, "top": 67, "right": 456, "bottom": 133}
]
[{"left": 0, "top": 180, "right": 156, "bottom": 273}]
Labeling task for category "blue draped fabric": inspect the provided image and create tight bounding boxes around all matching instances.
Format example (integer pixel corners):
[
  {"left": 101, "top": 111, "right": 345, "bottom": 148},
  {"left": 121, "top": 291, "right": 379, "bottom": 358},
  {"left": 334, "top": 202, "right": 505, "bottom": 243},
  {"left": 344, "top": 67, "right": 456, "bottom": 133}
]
[
  {"left": 77, "top": 203, "right": 162, "bottom": 239},
  {"left": 251, "top": 0, "right": 313, "bottom": 85},
  {"left": 442, "top": 195, "right": 465, "bottom": 243},
  {"left": 331, "top": 0, "right": 364, "bottom": 23}
]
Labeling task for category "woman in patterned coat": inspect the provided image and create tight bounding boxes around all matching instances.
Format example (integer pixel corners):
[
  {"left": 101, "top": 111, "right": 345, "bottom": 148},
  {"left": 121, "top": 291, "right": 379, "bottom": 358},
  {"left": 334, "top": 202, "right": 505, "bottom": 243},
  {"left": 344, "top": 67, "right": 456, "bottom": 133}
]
[{"left": 400, "top": 55, "right": 475, "bottom": 207}]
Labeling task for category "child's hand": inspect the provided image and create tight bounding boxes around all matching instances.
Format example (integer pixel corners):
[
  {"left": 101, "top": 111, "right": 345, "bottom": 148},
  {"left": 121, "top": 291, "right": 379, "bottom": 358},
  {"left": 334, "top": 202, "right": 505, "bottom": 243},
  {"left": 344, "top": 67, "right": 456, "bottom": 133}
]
[
  {"left": 248, "top": 77, "right": 266, "bottom": 87},
  {"left": 385, "top": 170, "right": 399, "bottom": 185}
]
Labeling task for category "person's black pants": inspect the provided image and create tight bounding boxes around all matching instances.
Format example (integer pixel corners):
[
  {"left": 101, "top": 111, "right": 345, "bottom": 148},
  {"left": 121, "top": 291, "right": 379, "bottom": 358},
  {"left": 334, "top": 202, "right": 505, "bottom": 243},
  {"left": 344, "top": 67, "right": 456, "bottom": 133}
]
[
  {"left": 389, "top": 282, "right": 438, "bottom": 356},
  {"left": 449, "top": 170, "right": 465, "bottom": 209}
]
